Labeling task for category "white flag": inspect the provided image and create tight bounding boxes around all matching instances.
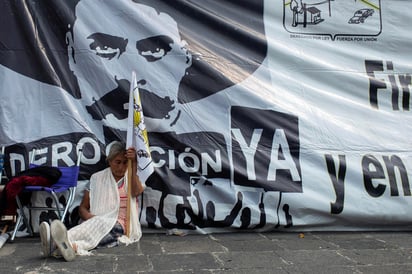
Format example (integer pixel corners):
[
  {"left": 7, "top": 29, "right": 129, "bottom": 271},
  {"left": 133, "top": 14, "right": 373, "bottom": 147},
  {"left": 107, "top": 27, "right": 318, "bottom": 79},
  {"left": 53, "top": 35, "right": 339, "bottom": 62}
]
[{"left": 127, "top": 71, "right": 154, "bottom": 183}]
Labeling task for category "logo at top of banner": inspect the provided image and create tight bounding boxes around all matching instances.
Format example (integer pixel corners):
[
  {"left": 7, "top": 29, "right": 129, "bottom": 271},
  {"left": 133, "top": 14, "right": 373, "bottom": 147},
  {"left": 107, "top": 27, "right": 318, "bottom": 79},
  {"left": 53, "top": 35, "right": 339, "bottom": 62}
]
[{"left": 283, "top": 0, "right": 382, "bottom": 41}]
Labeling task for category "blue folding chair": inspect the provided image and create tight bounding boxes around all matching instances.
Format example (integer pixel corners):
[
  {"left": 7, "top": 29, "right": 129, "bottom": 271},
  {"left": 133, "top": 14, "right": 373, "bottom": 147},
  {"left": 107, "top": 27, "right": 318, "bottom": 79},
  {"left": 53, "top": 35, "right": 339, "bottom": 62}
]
[{"left": 11, "top": 149, "right": 82, "bottom": 240}]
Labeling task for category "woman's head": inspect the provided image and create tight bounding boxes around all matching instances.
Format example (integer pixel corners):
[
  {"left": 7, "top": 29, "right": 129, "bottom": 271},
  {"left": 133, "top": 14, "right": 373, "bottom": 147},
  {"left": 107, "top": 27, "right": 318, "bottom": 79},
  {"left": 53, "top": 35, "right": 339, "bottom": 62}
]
[{"left": 107, "top": 141, "right": 128, "bottom": 180}]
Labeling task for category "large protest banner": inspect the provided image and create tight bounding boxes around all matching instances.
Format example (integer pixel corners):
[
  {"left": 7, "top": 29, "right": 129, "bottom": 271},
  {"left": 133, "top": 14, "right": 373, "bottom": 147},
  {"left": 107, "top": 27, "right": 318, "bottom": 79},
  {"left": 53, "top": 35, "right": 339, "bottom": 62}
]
[{"left": 1, "top": 0, "right": 411, "bottom": 233}]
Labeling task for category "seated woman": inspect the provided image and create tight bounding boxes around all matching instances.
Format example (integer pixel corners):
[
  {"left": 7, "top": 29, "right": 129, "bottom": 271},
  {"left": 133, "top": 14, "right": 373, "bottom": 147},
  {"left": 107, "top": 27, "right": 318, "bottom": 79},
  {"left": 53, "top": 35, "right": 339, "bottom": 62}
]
[{"left": 39, "top": 141, "right": 145, "bottom": 261}]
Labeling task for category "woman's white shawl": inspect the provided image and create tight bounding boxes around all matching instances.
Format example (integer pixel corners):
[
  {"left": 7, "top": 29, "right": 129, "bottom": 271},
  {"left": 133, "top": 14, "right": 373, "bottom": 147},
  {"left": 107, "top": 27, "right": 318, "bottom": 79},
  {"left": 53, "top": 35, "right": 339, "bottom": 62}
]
[{"left": 67, "top": 167, "right": 142, "bottom": 255}]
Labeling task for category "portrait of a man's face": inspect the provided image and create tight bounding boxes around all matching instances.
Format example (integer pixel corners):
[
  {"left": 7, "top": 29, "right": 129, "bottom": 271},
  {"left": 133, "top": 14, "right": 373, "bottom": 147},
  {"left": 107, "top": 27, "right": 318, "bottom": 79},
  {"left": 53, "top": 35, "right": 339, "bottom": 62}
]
[
  {"left": 0, "top": 0, "right": 267, "bottom": 143},
  {"left": 68, "top": 0, "right": 192, "bottom": 131}
]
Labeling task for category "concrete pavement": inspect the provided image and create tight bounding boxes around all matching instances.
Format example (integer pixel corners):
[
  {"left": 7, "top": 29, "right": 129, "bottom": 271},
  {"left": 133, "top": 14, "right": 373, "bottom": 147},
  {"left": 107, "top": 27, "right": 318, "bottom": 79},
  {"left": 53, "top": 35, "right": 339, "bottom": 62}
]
[{"left": 1, "top": 230, "right": 412, "bottom": 273}]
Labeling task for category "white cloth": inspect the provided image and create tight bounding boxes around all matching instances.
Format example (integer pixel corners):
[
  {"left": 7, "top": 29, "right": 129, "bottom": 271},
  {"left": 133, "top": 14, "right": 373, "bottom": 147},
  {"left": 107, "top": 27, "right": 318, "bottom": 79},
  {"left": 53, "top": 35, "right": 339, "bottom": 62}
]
[{"left": 67, "top": 167, "right": 142, "bottom": 255}]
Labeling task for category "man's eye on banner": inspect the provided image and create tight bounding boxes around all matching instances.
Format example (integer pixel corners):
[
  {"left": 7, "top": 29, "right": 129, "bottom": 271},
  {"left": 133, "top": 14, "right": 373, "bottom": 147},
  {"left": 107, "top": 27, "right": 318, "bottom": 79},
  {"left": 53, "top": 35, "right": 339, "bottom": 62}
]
[{"left": 0, "top": 0, "right": 267, "bottom": 108}]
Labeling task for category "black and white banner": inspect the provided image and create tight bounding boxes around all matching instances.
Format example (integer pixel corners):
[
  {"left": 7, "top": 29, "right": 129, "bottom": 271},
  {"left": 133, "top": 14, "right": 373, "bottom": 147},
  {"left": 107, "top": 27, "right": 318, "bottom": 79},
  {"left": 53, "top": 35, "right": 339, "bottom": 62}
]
[{"left": 1, "top": 0, "right": 412, "bottom": 232}]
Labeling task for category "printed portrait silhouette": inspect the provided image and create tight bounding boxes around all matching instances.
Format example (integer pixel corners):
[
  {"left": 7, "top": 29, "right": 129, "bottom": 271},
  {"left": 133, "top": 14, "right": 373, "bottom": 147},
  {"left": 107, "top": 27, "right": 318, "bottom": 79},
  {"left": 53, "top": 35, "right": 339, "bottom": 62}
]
[{"left": 0, "top": 0, "right": 267, "bottom": 123}]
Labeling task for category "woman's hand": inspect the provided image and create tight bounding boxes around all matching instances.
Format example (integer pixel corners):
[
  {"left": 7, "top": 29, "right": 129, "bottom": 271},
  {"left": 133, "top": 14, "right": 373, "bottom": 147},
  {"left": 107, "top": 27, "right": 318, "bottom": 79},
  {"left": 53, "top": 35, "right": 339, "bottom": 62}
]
[
  {"left": 125, "top": 147, "right": 137, "bottom": 163},
  {"left": 126, "top": 147, "right": 145, "bottom": 196}
]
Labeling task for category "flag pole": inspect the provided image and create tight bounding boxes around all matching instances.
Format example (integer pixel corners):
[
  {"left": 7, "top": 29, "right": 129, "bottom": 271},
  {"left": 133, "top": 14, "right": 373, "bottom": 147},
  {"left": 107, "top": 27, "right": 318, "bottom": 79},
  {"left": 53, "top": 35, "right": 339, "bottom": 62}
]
[
  {"left": 126, "top": 159, "right": 132, "bottom": 237},
  {"left": 125, "top": 71, "right": 137, "bottom": 238}
]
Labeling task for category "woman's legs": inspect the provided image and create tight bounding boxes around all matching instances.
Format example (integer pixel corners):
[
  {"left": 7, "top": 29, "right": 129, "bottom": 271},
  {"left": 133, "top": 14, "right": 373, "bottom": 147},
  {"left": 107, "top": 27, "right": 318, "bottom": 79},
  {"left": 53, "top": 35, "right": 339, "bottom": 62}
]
[
  {"left": 96, "top": 222, "right": 124, "bottom": 248},
  {"left": 40, "top": 220, "right": 123, "bottom": 260}
]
